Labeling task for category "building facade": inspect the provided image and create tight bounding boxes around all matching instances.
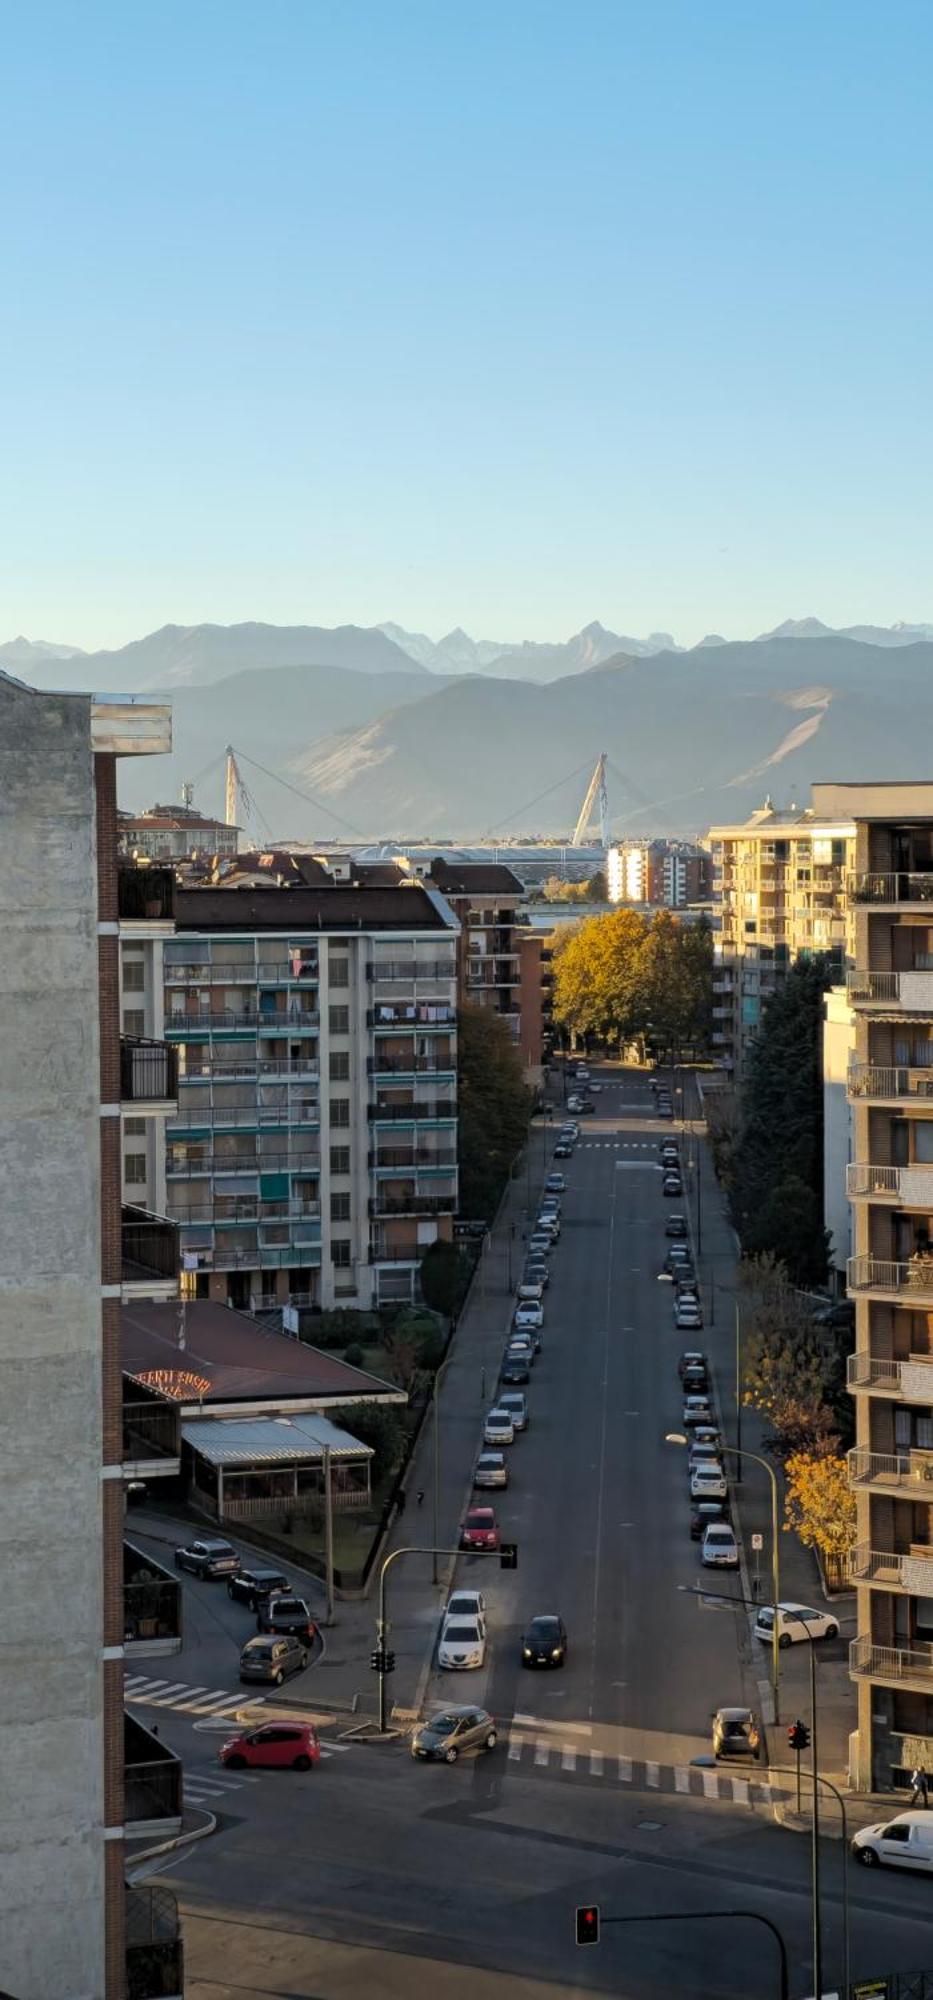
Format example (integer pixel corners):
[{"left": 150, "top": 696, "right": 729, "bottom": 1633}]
[
  {"left": 707, "top": 802, "right": 855, "bottom": 1081},
  {"left": 607, "top": 840, "right": 710, "bottom": 909},
  {"left": 0, "top": 676, "right": 181, "bottom": 2000},
  {"left": 160, "top": 884, "right": 459, "bottom": 1314},
  {"left": 397, "top": 859, "right": 524, "bottom": 1038},
  {"left": 119, "top": 803, "right": 239, "bottom": 862}
]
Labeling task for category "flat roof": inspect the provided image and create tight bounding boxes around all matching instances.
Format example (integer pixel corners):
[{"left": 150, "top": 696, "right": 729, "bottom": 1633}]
[
  {"left": 812, "top": 781, "right": 933, "bottom": 821},
  {"left": 182, "top": 1412, "right": 372, "bottom": 1467},
  {"left": 174, "top": 884, "right": 456, "bottom": 934},
  {"left": 122, "top": 1299, "right": 405, "bottom": 1409}
]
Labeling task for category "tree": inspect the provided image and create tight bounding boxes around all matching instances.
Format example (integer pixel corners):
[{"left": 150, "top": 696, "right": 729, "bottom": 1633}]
[
  {"left": 457, "top": 1003, "right": 532, "bottom": 1219},
  {"left": 420, "top": 1239, "right": 471, "bottom": 1317},
  {"left": 729, "top": 958, "right": 833, "bottom": 1283},
  {"left": 637, "top": 910, "right": 713, "bottom": 1059},
  {"left": 330, "top": 1400, "right": 406, "bottom": 1485},
  {"left": 739, "top": 1253, "right": 838, "bottom": 1455},
  {"left": 585, "top": 869, "right": 608, "bottom": 903},
  {"left": 784, "top": 1450, "right": 856, "bottom": 1568},
  {"left": 551, "top": 908, "right": 651, "bottom": 1045}
]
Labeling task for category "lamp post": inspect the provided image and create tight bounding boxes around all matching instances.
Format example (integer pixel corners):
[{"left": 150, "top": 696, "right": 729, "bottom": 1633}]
[{"left": 665, "top": 1433, "right": 781, "bottom": 1721}]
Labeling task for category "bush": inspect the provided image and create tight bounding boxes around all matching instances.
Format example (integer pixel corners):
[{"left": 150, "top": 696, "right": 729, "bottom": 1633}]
[{"left": 344, "top": 1342, "right": 364, "bottom": 1367}]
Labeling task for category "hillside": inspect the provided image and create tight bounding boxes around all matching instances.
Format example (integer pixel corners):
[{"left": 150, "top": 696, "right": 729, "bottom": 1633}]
[{"left": 15, "top": 620, "right": 423, "bottom": 693}]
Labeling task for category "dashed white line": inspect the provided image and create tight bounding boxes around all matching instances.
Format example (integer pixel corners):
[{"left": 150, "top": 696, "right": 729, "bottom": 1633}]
[
  {"left": 645, "top": 1760, "right": 661, "bottom": 1788},
  {"left": 590, "top": 1750, "right": 604, "bottom": 1777},
  {"left": 674, "top": 1766, "right": 690, "bottom": 1793},
  {"left": 618, "top": 1755, "right": 633, "bottom": 1782}
]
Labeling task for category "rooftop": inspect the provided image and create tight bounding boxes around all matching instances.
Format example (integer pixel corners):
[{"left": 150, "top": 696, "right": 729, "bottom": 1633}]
[
  {"left": 181, "top": 1411, "right": 373, "bottom": 1467},
  {"left": 425, "top": 860, "right": 524, "bottom": 896},
  {"left": 122, "top": 1299, "right": 405, "bottom": 1409},
  {"left": 174, "top": 882, "right": 457, "bottom": 934},
  {"left": 121, "top": 803, "right": 233, "bottom": 832}
]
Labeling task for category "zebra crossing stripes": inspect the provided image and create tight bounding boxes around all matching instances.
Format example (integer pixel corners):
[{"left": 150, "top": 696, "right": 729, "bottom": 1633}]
[
  {"left": 504, "top": 1726, "right": 771, "bottom": 1804},
  {"left": 124, "top": 1673, "right": 256, "bottom": 1717}
]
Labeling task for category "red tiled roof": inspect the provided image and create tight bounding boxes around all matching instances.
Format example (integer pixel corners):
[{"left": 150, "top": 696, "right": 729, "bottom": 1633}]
[{"left": 121, "top": 1299, "right": 404, "bottom": 1406}]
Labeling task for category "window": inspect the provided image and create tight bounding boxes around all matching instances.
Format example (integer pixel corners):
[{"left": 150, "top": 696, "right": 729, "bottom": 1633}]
[
  {"left": 329, "top": 1005, "right": 350, "bottom": 1035},
  {"left": 330, "top": 955, "right": 349, "bottom": 988},
  {"left": 330, "top": 1191, "right": 351, "bottom": 1222},
  {"left": 330, "top": 1145, "right": 350, "bottom": 1175},
  {"left": 331, "top": 1240, "right": 351, "bottom": 1267},
  {"left": 124, "top": 1153, "right": 147, "bottom": 1185},
  {"left": 329, "top": 1098, "right": 350, "bottom": 1128},
  {"left": 122, "top": 960, "right": 145, "bottom": 991},
  {"left": 329, "top": 1051, "right": 350, "bottom": 1081},
  {"left": 123, "top": 1009, "right": 145, "bottom": 1036},
  {"left": 124, "top": 1117, "right": 146, "bottom": 1137}
]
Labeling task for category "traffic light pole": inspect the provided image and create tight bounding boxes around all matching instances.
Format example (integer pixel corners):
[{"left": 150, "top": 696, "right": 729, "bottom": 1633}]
[
  {"left": 593, "top": 1910, "right": 788, "bottom": 2000},
  {"left": 375, "top": 1542, "right": 517, "bottom": 1732}
]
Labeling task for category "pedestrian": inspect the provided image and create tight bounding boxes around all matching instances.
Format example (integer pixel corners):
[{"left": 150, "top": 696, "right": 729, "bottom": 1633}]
[
  {"left": 909, "top": 1766, "right": 930, "bottom": 1807},
  {"left": 395, "top": 1488, "right": 406, "bottom": 1518},
  {"left": 416, "top": 1488, "right": 424, "bottom": 1507}
]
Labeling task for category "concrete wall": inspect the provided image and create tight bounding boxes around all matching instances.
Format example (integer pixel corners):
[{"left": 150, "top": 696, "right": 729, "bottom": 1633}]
[
  {"left": 0, "top": 679, "right": 107, "bottom": 1999},
  {"left": 823, "top": 985, "right": 856, "bottom": 1284}
]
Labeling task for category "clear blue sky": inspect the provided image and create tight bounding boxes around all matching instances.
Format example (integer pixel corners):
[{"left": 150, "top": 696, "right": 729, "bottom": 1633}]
[{"left": 3, "top": 0, "right": 931, "bottom": 649}]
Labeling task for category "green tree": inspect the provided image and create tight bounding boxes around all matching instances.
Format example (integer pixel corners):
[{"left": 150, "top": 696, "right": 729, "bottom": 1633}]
[
  {"left": 457, "top": 1003, "right": 532, "bottom": 1219},
  {"left": 551, "top": 908, "right": 650, "bottom": 1045},
  {"left": 330, "top": 1400, "right": 406, "bottom": 1485},
  {"left": 420, "top": 1238, "right": 471, "bottom": 1317},
  {"left": 729, "top": 958, "right": 833, "bottom": 1283}
]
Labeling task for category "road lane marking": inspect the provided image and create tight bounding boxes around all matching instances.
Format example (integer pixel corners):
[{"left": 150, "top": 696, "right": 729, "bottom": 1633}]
[
  {"left": 645, "top": 1761, "right": 661, "bottom": 1788},
  {"left": 561, "top": 1747, "right": 577, "bottom": 1771},
  {"left": 590, "top": 1750, "right": 604, "bottom": 1776},
  {"left": 674, "top": 1767, "right": 690, "bottom": 1792},
  {"left": 512, "top": 1714, "right": 591, "bottom": 1733},
  {"left": 618, "top": 1756, "right": 633, "bottom": 1782},
  {"left": 701, "top": 1769, "right": 720, "bottom": 1798},
  {"left": 139, "top": 1682, "right": 191, "bottom": 1706},
  {"left": 534, "top": 1739, "right": 549, "bottom": 1766}
]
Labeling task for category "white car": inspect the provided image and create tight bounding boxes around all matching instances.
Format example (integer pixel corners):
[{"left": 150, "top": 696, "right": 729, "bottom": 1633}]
[
  {"left": 516, "top": 1279, "right": 544, "bottom": 1302},
  {"left": 675, "top": 1306, "right": 703, "bottom": 1331},
  {"left": 536, "top": 1216, "right": 560, "bottom": 1241},
  {"left": 691, "top": 1463, "right": 727, "bottom": 1500},
  {"left": 497, "top": 1391, "right": 528, "bottom": 1430},
  {"left": 438, "top": 1619, "right": 486, "bottom": 1671},
  {"left": 852, "top": 1812, "right": 933, "bottom": 1873},
  {"left": 474, "top": 1451, "right": 508, "bottom": 1489},
  {"left": 754, "top": 1602, "right": 839, "bottom": 1648},
  {"left": 484, "top": 1408, "right": 515, "bottom": 1447},
  {"left": 566, "top": 1095, "right": 585, "bottom": 1112},
  {"left": 514, "top": 1301, "right": 544, "bottom": 1331},
  {"left": 683, "top": 1397, "right": 713, "bottom": 1428},
  {"left": 444, "top": 1590, "right": 485, "bottom": 1626},
  {"left": 701, "top": 1522, "right": 739, "bottom": 1568}
]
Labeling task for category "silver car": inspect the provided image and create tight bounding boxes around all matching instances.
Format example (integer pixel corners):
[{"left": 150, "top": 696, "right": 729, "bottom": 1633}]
[
  {"left": 474, "top": 1450, "right": 508, "bottom": 1488},
  {"left": 497, "top": 1391, "right": 528, "bottom": 1431},
  {"left": 411, "top": 1705, "right": 498, "bottom": 1762}
]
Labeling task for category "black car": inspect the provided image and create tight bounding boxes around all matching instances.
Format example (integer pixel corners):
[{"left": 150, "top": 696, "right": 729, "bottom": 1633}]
[
  {"left": 521, "top": 1613, "right": 568, "bottom": 1668},
  {"left": 228, "top": 1566, "right": 291, "bottom": 1609},
  {"left": 174, "top": 1538, "right": 239, "bottom": 1579},
  {"left": 501, "top": 1355, "right": 531, "bottom": 1385},
  {"left": 678, "top": 1349, "right": 709, "bottom": 1379},
  {"left": 665, "top": 1214, "right": 688, "bottom": 1239},
  {"left": 662, "top": 1176, "right": 684, "bottom": 1197},
  {"left": 553, "top": 1139, "right": 573, "bottom": 1158},
  {"left": 256, "top": 1593, "right": 317, "bottom": 1642}
]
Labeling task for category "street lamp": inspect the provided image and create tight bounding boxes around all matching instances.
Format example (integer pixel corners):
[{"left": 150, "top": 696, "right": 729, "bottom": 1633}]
[{"left": 665, "top": 1433, "right": 781, "bottom": 1721}]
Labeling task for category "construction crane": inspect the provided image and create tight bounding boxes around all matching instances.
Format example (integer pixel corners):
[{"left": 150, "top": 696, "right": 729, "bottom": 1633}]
[{"left": 571, "top": 753, "right": 610, "bottom": 848}]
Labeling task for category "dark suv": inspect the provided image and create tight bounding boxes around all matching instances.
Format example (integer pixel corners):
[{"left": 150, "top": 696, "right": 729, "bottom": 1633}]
[
  {"left": 174, "top": 1539, "right": 239, "bottom": 1578},
  {"left": 228, "top": 1566, "right": 290, "bottom": 1609},
  {"left": 256, "top": 1594, "right": 317, "bottom": 1642}
]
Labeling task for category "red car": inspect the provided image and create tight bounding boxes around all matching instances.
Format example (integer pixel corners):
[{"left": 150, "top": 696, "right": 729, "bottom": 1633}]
[
  {"left": 460, "top": 1507, "right": 500, "bottom": 1551},
  {"left": 220, "top": 1721, "right": 320, "bottom": 1771}
]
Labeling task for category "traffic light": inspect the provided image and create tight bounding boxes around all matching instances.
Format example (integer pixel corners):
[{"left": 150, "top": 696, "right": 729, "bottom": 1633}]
[
  {"left": 788, "top": 1719, "right": 810, "bottom": 1752},
  {"left": 575, "top": 1905, "right": 600, "bottom": 1947},
  {"left": 384, "top": 1650, "right": 396, "bottom": 1675},
  {"left": 500, "top": 1542, "right": 518, "bottom": 1570},
  {"left": 370, "top": 1648, "right": 396, "bottom": 1675}
]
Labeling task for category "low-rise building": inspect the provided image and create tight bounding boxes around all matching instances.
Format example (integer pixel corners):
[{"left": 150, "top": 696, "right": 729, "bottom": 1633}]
[{"left": 120, "top": 802, "right": 239, "bottom": 862}]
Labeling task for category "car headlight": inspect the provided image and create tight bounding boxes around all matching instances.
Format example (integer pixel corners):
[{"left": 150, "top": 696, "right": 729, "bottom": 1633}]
[
  {"left": 523, "top": 1646, "right": 532, "bottom": 1657},
  {"left": 551, "top": 1647, "right": 563, "bottom": 1658}
]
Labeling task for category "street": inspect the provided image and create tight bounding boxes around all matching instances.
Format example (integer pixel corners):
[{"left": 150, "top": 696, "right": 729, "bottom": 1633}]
[{"left": 136, "top": 1063, "right": 929, "bottom": 1998}]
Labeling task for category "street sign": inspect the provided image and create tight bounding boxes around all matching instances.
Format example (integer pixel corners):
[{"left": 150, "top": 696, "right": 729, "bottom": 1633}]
[
  {"left": 852, "top": 1981, "right": 891, "bottom": 1999},
  {"left": 751, "top": 1532, "right": 764, "bottom": 1551}
]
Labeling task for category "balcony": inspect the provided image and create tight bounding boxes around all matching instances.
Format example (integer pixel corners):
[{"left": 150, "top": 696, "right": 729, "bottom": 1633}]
[
  {"left": 367, "top": 1054, "right": 455, "bottom": 1076},
  {"left": 848, "top": 1446, "right": 933, "bottom": 1493},
  {"left": 165, "top": 1008, "right": 320, "bottom": 1035},
  {"left": 123, "top": 1395, "right": 181, "bottom": 1480},
  {"left": 851, "top": 1546, "right": 933, "bottom": 1593},
  {"left": 850, "top": 1633, "right": 933, "bottom": 1690},
  {"left": 167, "top": 1150, "right": 321, "bottom": 1177},
  {"left": 368, "top": 960, "right": 456, "bottom": 982},
  {"left": 124, "top": 1543, "right": 182, "bottom": 1655},
  {"left": 125, "top": 1886, "right": 184, "bottom": 2000},
  {"left": 847, "top": 1353, "right": 933, "bottom": 1398},
  {"left": 122, "top": 1207, "right": 178, "bottom": 1300},
  {"left": 167, "top": 1100, "right": 319, "bottom": 1133},
  {"left": 369, "top": 1192, "right": 456, "bottom": 1218},
  {"left": 847, "top": 969, "right": 933, "bottom": 1012},
  {"left": 847, "top": 1163, "right": 933, "bottom": 1205},
  {"left": 369, "top": 1243, "right": 424, "bottom": 1263},
  {"left": 121, "top": 1037, "right": 179, "bottom": 1109},
  {"left": 179, "top": 1054, "right": 319, "bottom": 1081},
  {"left": 369, "top": 1007, "right": 456, "bottom": 1030},
  {"left": 169, "top": 1195, "right": 321, "bottom": 1224},
  {"left": 118, "top": 867, "right": 175, "bottom": 923},
  {"left": 848, "top": 1062, "right": 933, "bottom": 1103},
  {"left": 125, "top": 1712, "right": 182, "bottom": 1838},
  {"left": 371, "top": 1149, "right": 457, "bottom": 1171},
  {"left": 368, "top": 1101, "right": 456, "bottom": 1123},
  {"left": 848, "top": 1254, "right": 933, "bottom": 1304},
  {"left": 848, "top": 871, "right": 933, "bottom": 907}
]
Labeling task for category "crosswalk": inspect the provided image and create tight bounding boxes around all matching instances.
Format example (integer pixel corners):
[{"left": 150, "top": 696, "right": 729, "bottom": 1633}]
[
  {"left": 579, "top": 1139, "right": 667, "bottom": 1151},
  {"left": 504, "top": 1724, "right": 771, "bottom": 1804},
  {"left": 124, "top": 1673, "right": 258, "bottom": 1718}
]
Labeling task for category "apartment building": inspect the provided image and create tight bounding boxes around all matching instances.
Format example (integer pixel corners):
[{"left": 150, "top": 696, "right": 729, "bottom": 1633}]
[
  {"left": 161, "top": 883, "right": 460, "bottom": 1314},
  {"left": 0, "top": 676, "right": 182, "bottom": 2000},
  {"left": 707, "top": 801, "right": 855, "bottom": 1081},
  {"left": 607, "top": 840, "right": 710, "bottom": 908},
  {"left": 393, "top": 858, "right": 524, "bottom": 1037},
  {"left": 119, "top": 802, "right": 238, "bottom": 862},
  {"left": 814, "top": 781, "right": 933, "bottom": 1790},
  {"left": 517, "top": 928, "right": 554, "bottom": 1087}
]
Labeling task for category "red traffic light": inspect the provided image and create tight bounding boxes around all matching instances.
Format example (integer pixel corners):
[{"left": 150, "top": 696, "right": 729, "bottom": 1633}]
[{"left": 575, "top": 1905, "right": 600, "bottom": 1946}]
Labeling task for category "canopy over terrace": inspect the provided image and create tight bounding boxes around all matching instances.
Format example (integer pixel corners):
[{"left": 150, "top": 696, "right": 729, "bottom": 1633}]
[{"left": 181, "top": 1412, "right": 374, "bottom": 1522}]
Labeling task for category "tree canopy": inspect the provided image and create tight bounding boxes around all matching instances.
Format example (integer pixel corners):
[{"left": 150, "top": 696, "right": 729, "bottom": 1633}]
[
  {"left": 457, "top": 1003, "right": 532, "bottom": 1220},
  {"left": 551, "top": 907, "right": 712, "bottom": 1055},
  {"left": 727, "top": 958, "right": 833, "bottom": 1284}
]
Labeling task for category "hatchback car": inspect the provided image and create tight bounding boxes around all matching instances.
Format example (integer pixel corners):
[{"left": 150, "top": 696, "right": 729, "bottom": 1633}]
[
  {"left": 221, "top": 1721, "right": 320, "bottom": 1770},
  {"left": 679, "top": 1350, "right": 708, "bottom": 1379},
  {"left": 505, "top": 1336, "right": 535, "bottom": 1365},
  {"left": 521, "top": 1613, "right": 568, "bottom": 1668},
  {"left": 690, "top": 1499, "right": 729, "bottom": 1540},
  {"left": 528, "top": 1232, "right": 553, "bottom": 1257},
  {"left": 445, "top": 1589, "right": 485, "bottom": 1625},
  {"left": 662, "top": 1176, "right": 684, "bottom": 1197},
  {"left": 712, "top": 1707, "right": 762, "bottom": 1760},
  {"left": 514, "top": 1301, "right": 544, "bottom": 1331},
  {"left": 676, "top": 1307, "right": 704, "bottom": 1332},
  {"left": 665, "top": 1214, "right": 688, "bottom": 1239},
  {"left": 438, "top": 1619, "right": 486, "bottom": 1671},
  {"left": 474, "top": 1450, "right": 508, "bottom": 1489},
  {"left": 545, "top": 1173, "right": 566, "bottom": 1193},
  {"left": 553, "top": 1139, "right": 573, "bottom": 1158},
  {"left": 484, "top": 1408, "right": 515, "bottom": 1447},
  {"left": 516, "top": 1278, "right": 544, "bottom": 1303},
  {"left": 535, "top": 1216, "right": 560, "bottom": 1241},
  {"left": 460, "top": 1507, "right": 500, "bottom": 1551},
  {"left": 689, "top": 1441, "right": 721, "bottom": 1473},
  {"left": 658, "top": 1102, "right": 674, "bottom": 1119},
  {"left": 691, "top": 1463, "right": 728, "bottom": 1499},
  {"left": 683, "top": 1396, "right": 713, "bottom": 1428},
  {"left": 411, "top": 1706, "right": 498, "bottom": 1762},
  {"left": 174, "top": 1538, "right": 239, "bottom": 1578},
  {"left": 500, "top": 1354, "right": 530, "bottom": 1385},
  {"left": 256, "top": 1594, "right": 316, "bottom": 1642},
  {"left": 239, "top": 1634, "right": 308, "bottom": 1684},
  {"left": 228, "top": 1566, "right": 290, "bottom": 1608},
  {"left": 754, "top": 1602, "right": 839, "bottom": 1648},
  {"left": 702, "top": 1522, "right": 740, "bottom": 1569},
  {"left": 497, "top": 1391, "right": 528, "bottom": 1430}
]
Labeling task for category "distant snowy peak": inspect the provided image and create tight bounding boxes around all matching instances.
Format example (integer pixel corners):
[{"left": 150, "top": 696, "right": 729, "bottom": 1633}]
[
  {"left": 0, "top": 635, "right": 84, "bottom": 666},
  {"left": 380, "top": 619, "right": 681, "bottom": 680},
  {"left": 759, "top": 616, "right": 933, "bottom": 648}
]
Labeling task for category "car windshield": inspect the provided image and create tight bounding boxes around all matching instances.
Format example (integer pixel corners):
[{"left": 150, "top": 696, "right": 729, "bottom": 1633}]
[
  {"left": 448, "top": 1597, "right": 478, "bottom": 1616},
  {"left": 529, "top": 1618, "right": 560, "bottom": 1637}
]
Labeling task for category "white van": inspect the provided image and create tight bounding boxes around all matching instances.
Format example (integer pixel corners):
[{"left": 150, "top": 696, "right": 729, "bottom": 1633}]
[{"left": 852, "top": 1810, "right": 933, "bottom": 1873}]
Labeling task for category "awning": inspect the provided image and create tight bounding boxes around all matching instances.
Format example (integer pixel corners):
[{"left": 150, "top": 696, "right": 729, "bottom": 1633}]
[{"left": 181, "top": 1412, "right": 373, "bottom": 1468}]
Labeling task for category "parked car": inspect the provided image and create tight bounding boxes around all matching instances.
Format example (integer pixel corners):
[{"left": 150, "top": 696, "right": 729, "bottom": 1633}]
[
  {"left": 535, "top": 1215, "right": 560, "bottom": 1241},
  {"left": 658, "top": 1102, "right": 674, "bottom": 1119},
  {"left": 239, "top": 1634, "right": 308, "bottom": 1684},
  {"left": 221, "top": 1721, "right": 320, "bottom": 1770},
  {"left": 679, "top": 1350, "right": 709, "bottom": 1379},
  {"left": 521, "top": 1613, "right": 568, "bottom": 1668},
  {"left": 505, "top": 1336, "right": 535, "bottom": 1367},
  {"left": 411, "top": 1706, "right": 498, "bottom": 1762},
  {"left": 545, "top": 1173, "right": 567, "bottom": 1193},
  {"left": 514, "top": 1301, "right": 544, "bottom": 1331},
  {"left": 256, "top": 1594, "right": 316, "bottom": 1642},
  {"left": 553, "top": 1138, "right": 573, "bottom": 1158},
  {"left": 701, "top": 1522, "right": 740, "bottom": 1569},
  {"left": 661, "top": 1143, "right": 680, "bottom": 1164},
  {"left": 474, "top": 1451, "right": 508, "bottom": 1489},
  {"left": 528, "top": 1231, "right": 554, "bottom": 1257},
  {"left": 852, "top": 1813, "right": 933, "bottom": 1873},
  {"left": 174, "top": 1539, "right": 239, "bottom": 1579},
  {"left": 712, "top": 1706, "right": 762, "bottom": 1760},
  {"left": 484, "top": 1408, "right": 515, "bottom": 1447},
  {"left": 497, "top": 1391, "right": 528, "bottom": 1430},
  {"left": 662, "top": 1176, "right": 684, "bottom": 1197},
  {"left": 460, "top": 1507, "right": 500, "bottom": 1551},
  {"left": 444, "top": 1589, "right": 485, "bottom": 1626},
  {"left": 689, "top": 1442, "right": 722, "bottom": 1473},
  {"left": 438, "top": 1618, "right": 486, "bottom": 1671},
  {"left": 523, "top": 1256, "right": 550, "bottom": 1283},
  {"left": 665, "top": 1214, "right": 688, "bottom": 1239},
  {"left": 753, "top": 1602, "right": 839, "bottom": 1648},
  {"left": 690, "top": 1499, "right": 729, "bottom": 1540},
  {"left": 566, "top": 1094, "right": 585, "bottom": 1113},
  {"left": 676, "top": 1307, "right": 704, "bottom": 1332},
  {"left": 560, "top": 1122, "right": 579, "bottom": 1140},
  {"left": 691, "top": 1464, "right": 728, "bottom": 1500},
  {"left": 691, "top": 1425, "right": 721, "bottom": 1452},
  {"left": 516, "top": 1280, "right": 544, "bottom": 1304},
  {"left": 683, "top": 1396, "right": 713, "bottom": 1428},
  {"left": 228, "top": 1566, "right": 290, "bottom": 1608},
  {"left": 500, "top": 1354, "right": 530, "bottom": 1385}
]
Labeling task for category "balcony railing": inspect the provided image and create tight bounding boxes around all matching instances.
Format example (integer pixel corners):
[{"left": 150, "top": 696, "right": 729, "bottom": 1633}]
[
  {"left": 847, "top": 1163, "right": 933, "bottom": 1203},
  {"left": 848, "top": 1352, "right": 933, "bottom": 1397},
  {"left": 848, "top": 871, "right": 933, "bottom": 905},
  {"left": 166, "top": 1008, "right": 320, "bottom": 1033},
  {"left": 118, "top": 867, "right": 175, "bottom": 922},
  {"left": 167, "top": 1150, "right": 321, "bottom": 1177},
  {"left": 368, "top": 960, "right": 456, "bottom": 982},
  {"left": 848, "top": 1062, "right": 933, "bottom": 1101},
  {"left": 850, "top": 1633, "right": 933, "bottom": 1687},
  {"left": 167, "top": 1101, "right": 319, "bottom": 1132},
  {"left": 371, "top": 1149, "right": 458, "bottom": 1170},
  {"left": 848, "top": 1254, "right": 933, "bottom": 1302},
  {"left": 848, "top": 1446, "right": 933, "bottom": 1491},
  {"left": 169, "top": 1196, "right": 322, "bottom": 1224},
  {"left": 851, "top": 1545, "right": 933, "bottom": 1592},
  {"left": 122, "top": 1207, "right": 178, "bottom": 1291},
  {"left": 125, "top": 1713, "right": 182, "bottom": 1834},
  {"left": 121, "top": 1038, "right": 179, "bottom": 1105},
  {"left": 367, "top": 1054, "right": 454, "bottom": 1074},
  {"left": 124, "top": 1544, "right": 182, "bottom": 1652},
  {"left": 369, "top": 1193, "right": 457, "bottom": 1217},
  {"left": 368, "top": 1101, "right": 456, "bottom": 1122},
  {"left": 847, "top": 969, "right": 933, "bottom": 1010},
  {"left": 125, "top": 1886, "right": 184, "bottom": 2000},
  {"left": 369, "top": 1008, "right": 456, "bottom": 1030},
  {"left": 123, "top": 1399, "right": 180, "bottom": 1468},
  {"left": 179, "top": 1055, "right": 319, "bottom": 1081}
]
